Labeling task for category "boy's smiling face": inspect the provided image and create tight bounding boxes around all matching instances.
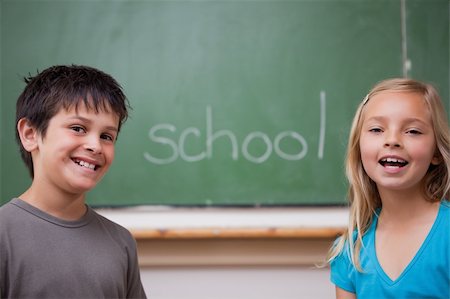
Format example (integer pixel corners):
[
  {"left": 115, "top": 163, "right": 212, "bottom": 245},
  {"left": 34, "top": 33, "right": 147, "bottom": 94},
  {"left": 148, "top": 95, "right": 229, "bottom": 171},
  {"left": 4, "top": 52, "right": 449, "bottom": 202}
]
[{"left": 31, "top": 101, "right": 119, "bottom": 197}]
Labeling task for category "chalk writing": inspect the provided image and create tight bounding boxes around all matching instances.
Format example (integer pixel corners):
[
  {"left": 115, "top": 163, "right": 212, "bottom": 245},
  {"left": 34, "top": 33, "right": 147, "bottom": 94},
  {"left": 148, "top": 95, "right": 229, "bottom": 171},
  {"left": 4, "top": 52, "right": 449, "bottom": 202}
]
[{"left": 144, "top": 92, "right": 326, "bottom": 164}]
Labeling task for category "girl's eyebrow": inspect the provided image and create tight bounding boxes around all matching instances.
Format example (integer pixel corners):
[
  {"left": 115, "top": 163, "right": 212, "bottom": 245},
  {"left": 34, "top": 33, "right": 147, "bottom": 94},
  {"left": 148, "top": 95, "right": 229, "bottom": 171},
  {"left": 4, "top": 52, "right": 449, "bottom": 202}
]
[
  {"left": 365, "top": 116, "right": 430, "bottom": 126},
  {"left": 68, "top": 116, "right": 119, "bottom": 132}
]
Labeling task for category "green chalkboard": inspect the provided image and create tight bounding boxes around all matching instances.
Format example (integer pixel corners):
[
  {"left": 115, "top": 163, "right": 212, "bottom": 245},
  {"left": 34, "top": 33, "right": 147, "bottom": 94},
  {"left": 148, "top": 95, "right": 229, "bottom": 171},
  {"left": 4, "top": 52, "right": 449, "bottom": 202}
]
[{"left": 1, "top": 0, "right": 449, "bottom": 206}]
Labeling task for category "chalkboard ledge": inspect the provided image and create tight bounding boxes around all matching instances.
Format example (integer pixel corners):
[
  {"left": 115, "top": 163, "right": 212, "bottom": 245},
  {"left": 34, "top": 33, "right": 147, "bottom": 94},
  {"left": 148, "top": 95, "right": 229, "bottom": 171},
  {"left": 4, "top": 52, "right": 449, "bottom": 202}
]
[{"left": 96, "top": 207, "right": 348, "bottom": 239}]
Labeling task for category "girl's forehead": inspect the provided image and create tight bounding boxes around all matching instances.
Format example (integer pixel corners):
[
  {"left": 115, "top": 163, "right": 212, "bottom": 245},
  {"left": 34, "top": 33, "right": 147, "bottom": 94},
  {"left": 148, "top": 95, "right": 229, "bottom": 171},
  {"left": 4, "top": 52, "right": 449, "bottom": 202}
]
[
  {"left": 364, "top": 91, "right": 429, "bottom": 115},
  {"left": 369, "top": 90, "right": 423, "bottom": 102}
]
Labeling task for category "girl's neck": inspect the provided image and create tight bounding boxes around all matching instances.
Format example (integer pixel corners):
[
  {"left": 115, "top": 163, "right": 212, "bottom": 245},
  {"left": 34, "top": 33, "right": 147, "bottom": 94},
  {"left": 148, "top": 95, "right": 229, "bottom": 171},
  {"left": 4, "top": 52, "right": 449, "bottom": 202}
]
[{"left": 378, "top": 188, "right": 439, "bottom": 225}]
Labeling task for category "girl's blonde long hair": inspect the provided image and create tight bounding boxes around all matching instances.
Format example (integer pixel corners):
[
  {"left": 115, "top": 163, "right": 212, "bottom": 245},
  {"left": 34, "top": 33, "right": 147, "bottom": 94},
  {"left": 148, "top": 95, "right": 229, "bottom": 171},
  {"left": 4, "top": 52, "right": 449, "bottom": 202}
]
[{"left": 327, "top": 78, "right": 450, "bottom": 271}]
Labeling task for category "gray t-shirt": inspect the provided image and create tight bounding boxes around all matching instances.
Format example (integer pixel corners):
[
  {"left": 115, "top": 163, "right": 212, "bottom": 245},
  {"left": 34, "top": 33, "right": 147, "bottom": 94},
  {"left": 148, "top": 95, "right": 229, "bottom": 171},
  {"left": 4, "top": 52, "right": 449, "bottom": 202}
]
[{"left": 0, "top": 198, "right": 147, "bottom": 299}]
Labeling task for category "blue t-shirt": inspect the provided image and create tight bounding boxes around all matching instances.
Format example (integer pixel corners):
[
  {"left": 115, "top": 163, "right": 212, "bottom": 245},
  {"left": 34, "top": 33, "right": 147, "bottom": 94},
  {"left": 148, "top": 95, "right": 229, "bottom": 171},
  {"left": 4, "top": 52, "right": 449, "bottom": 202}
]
[{"left": 331, "top": 201, "right": 450, "bottom": 299}]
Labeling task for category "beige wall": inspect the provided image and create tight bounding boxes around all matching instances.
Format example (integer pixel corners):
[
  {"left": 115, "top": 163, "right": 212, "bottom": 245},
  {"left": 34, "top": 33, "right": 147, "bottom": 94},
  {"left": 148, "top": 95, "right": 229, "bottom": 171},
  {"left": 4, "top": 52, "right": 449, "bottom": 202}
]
[
  {"left": 137, "top": 237, "right": 333, "bottom": 267},
  {"left": 136, "top": 237, "right": 335, "bottom": 298}
]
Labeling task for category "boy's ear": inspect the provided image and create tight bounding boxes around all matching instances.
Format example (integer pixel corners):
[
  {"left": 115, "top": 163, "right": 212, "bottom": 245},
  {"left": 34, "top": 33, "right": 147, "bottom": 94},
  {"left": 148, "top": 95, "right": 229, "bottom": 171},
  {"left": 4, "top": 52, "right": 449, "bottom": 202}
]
[{"left": 17, "top": 118, "right": 39, "bottom": 152}]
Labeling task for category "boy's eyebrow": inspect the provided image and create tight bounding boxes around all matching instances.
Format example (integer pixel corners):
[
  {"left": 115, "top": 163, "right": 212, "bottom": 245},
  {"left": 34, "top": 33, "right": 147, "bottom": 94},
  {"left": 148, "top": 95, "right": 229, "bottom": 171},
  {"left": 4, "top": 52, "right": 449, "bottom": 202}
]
[{"left": 68, "top": 116, "right": 119, "bottom": 132}]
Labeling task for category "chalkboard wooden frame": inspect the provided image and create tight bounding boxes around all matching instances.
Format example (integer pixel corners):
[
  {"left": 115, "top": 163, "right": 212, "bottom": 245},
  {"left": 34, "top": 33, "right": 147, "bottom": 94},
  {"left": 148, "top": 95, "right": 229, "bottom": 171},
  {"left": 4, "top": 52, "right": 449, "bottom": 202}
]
[{"left": 1, "top": 0, "right": 448, "bottom": 207}]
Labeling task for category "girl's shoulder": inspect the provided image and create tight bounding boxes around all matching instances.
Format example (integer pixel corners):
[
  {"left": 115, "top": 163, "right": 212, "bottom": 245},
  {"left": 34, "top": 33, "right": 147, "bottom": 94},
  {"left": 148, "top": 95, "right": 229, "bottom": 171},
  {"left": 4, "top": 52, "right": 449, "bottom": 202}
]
[{"left": 440, "top": 200, "right": 450, "bottom": 219}]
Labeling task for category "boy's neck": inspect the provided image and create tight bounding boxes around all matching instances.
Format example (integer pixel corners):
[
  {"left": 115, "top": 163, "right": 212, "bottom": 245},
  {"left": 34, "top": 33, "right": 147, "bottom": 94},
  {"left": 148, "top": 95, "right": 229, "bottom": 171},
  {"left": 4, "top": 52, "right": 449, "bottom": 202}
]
[{"left": 19, "top": 185, "right": 88, "bottom": 221}]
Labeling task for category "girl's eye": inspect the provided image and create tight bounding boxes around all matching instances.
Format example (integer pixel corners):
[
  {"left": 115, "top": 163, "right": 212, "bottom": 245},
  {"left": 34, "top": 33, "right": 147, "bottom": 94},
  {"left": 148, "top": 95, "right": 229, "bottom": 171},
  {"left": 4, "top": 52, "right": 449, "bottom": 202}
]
[
  {"left": 71, "top": 126, "right": 86, "bottom": 133},
  {"left": 407, "top": 129, "right": 422, "bottom": 135},
  {"left": 368, "top": 128, "right": 383, "bottom": 133}
]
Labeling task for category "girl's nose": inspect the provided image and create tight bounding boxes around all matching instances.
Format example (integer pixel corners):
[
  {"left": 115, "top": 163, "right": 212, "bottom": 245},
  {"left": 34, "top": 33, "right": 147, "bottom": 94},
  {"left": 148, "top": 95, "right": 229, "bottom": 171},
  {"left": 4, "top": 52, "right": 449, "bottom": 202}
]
[{"left": 384, "top": 132, "right": 401, "bottom": 148}]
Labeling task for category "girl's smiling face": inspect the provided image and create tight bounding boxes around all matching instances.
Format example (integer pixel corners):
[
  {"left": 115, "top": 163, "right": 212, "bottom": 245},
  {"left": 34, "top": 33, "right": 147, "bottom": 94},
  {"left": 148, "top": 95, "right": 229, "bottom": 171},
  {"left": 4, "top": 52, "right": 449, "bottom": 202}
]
[
  {"left": 359, "top": 91, "right": 440, "bottom": 195},
  {"left": 32, "top": 101, "right": 119, "bottom": 197}
]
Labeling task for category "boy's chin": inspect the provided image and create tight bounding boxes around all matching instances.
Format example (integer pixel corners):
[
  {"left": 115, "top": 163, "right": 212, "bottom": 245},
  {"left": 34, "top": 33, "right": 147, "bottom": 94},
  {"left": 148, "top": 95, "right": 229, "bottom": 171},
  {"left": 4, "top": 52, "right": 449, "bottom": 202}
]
[{"left": 68, "top": 180, "right": 102, "bottom": 195}]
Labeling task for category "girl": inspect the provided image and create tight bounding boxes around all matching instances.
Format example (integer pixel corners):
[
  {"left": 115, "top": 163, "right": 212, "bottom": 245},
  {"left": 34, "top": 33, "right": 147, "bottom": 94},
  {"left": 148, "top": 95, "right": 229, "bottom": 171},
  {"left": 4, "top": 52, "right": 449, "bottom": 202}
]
[{"left": 328, "top": 78, "right": 450, "bottom": 299}]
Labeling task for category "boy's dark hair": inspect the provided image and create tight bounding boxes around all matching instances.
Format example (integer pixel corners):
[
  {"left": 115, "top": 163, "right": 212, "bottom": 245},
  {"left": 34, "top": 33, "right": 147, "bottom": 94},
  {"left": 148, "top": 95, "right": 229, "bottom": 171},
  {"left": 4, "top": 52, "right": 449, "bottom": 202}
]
[{"left": 15, "top": 64, "right": 130, "bottom": 178}]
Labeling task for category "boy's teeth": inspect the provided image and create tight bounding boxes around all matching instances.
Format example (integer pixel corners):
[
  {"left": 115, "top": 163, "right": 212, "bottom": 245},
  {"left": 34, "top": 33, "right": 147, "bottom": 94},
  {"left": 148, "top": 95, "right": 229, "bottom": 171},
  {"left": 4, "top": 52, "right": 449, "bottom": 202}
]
[{"left": 76, "top": 160, "right": 96, "bottom": 170}]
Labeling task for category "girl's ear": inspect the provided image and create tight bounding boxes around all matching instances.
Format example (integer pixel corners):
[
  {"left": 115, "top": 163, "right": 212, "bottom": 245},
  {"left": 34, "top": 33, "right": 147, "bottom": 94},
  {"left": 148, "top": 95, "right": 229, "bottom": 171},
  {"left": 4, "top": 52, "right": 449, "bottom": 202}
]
[
  {"left": 431, "top": 152, "right": 442, "bottom": 166},
  {"left": 17, "top": 118, "right": 39, "bottom": 152}
]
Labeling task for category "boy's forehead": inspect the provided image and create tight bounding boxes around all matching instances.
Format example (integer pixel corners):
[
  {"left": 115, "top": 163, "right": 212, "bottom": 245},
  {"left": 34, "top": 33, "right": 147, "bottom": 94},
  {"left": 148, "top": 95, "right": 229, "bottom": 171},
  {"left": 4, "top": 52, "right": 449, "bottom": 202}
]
[
  {"left": 62, "top": 97, "right": 116, "bottom": 115},
  {"left": 60, "top": 100, "right": 120, "bottom": 124}
]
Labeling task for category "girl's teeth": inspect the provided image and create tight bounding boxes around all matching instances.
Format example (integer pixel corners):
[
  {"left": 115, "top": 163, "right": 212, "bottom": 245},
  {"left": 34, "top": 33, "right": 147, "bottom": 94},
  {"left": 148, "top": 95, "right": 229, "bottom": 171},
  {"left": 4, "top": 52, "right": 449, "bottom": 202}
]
[
  {"left": 379, "top": 157, "right": 408, "bottom": 167},
  {"left": 384, "top": 158, "right": 406, "bottom": 163}
]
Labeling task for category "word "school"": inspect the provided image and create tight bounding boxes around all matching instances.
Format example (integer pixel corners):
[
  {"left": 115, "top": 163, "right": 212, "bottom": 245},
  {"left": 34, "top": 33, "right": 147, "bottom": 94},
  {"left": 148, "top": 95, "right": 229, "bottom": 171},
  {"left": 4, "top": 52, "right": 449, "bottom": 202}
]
[{"left": 144, "top": 92, "right": 326, "bottom": 164}]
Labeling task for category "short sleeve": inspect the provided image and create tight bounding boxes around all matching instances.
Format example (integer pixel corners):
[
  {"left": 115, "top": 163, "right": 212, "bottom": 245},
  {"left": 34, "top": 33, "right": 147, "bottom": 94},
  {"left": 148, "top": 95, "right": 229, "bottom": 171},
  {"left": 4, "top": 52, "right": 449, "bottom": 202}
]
[
  {"left": 125, "top": 236, "right": 147, "bottom": 298},
  {"left": 330, "top": 247, "right": 356, "bottom": 294}
]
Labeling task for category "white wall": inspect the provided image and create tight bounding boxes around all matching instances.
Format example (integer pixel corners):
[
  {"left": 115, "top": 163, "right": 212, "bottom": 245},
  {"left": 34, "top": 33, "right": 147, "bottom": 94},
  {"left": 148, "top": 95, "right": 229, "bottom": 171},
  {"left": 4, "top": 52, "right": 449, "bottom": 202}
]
[
  {"left": 140, "top": 266, "right": 334, "bottom": 299},
  {"left": 98, "top": 207, "right": 345, "bottom": 299}
]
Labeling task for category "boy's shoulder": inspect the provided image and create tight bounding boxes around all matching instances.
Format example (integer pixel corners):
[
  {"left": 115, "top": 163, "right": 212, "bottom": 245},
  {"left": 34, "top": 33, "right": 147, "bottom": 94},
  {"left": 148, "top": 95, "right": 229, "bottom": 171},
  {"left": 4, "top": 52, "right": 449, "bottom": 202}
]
[
  {"left": 0, "top": 198, "right": 135, "bottom": 245},
  {"left": 0, "top": 199, "right": 25, "bottom": 224},
  {"left": 90, "top": 208, "right": 136, "bottom": 242}
]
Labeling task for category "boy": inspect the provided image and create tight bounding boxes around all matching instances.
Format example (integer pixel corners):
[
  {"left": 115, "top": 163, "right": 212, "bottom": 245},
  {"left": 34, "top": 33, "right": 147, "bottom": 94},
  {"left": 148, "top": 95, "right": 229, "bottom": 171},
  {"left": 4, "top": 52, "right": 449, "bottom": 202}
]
[{"left": 0, "top": 65, "right": 147, "bottom": 298}]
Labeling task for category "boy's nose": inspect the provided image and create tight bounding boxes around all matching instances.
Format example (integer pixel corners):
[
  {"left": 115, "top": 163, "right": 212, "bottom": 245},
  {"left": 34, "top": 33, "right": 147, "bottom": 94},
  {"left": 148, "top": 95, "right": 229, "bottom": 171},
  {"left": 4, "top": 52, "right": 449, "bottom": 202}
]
[{"left": 84, "top": 137, "right": 102, "bottom": 154}]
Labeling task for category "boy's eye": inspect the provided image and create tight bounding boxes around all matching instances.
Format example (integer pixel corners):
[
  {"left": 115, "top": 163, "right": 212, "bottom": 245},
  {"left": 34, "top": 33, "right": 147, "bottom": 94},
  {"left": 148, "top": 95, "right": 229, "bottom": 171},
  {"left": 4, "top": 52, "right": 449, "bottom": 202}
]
[
  {"left": 71, "top": 126, "right": 86, "bottom": 133},
  {"left": 101, "top": 134, "right": 115, "bottom": 142}
]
